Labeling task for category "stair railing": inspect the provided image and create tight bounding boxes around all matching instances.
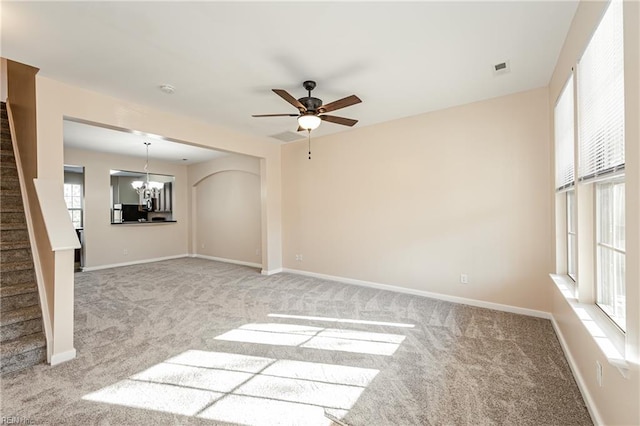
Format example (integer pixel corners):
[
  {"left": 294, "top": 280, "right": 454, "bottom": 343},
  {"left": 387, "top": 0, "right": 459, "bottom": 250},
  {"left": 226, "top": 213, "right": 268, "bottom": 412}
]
[{"left": 7, "top": 100, "right": 81, "bottom": 365}]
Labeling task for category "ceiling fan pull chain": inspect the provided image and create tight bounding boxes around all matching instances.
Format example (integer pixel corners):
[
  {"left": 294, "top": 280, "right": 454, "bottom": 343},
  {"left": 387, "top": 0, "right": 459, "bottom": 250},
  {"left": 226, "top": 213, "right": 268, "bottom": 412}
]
[{"left": 308, "top": 130, "right": 312, "bottom": 160}]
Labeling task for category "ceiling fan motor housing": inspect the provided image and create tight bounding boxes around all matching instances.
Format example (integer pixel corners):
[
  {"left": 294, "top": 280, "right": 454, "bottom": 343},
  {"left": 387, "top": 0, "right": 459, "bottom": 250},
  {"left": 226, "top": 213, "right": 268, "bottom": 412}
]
[
  {"left": 299, "top": 80, "right": 322, "bottom": 112},
  {"left": 299, "top": 97, "right": 323, "bottom": 112}
]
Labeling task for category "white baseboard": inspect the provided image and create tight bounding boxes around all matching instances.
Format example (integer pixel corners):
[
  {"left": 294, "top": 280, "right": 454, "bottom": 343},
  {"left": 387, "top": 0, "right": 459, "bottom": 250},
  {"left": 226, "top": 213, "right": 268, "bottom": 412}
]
[
  {"left": 282, "top": 268, "right": 551, "bottom": 319},
  {"left": 193, "top": 254, "right": 261, "bottom": 269},
  {"left": 550, "top": 316, "right": 602, "bottom": 426},
  {"left": 81, "top": 254, "right": 189, "bottom": 272},
  {"left": 262, "top": 267, "right": 283, "bottom": 276},
  {"left": 50, "top": 348, "right": 76, "bottom": 366}
]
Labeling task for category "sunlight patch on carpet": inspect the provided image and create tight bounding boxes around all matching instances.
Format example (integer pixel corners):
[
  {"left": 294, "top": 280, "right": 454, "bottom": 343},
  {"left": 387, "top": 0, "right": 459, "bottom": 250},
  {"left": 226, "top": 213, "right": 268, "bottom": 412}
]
[
  {"left": 199, "top": 394, "right": 346, "bottom": 426},
  {"left": 214, "top": 323, "right": 406, "bottom": 356},
  {"left": 268, "top": 313, "right": 415, "bottom": 328},
  {"left": 166, "top": 350, "right": 273, "bottom": 373},
  {"left": 83, "top": 379, "right": 223, "bottom": 416},
  {"left": 82, "top": 350, "right": 378, "bottom": 425},
  {"left": 132, "top": 363, "right": 253, "bottom": 393}
]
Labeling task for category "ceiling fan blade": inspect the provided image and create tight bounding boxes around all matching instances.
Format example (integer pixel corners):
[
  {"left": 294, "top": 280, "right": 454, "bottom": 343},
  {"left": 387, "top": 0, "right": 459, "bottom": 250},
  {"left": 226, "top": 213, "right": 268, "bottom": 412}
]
[
  {"left": 297, "top": 126, "right": 305, "bottom": 132},
  {"left": 320, "top": 115, "right": 358, "bottom": 127},
  {"left": 273, "top": 89, "right": 307, "bottom": 112},
  {"left": 318, "top": 95, "right": 361, "bottom": 113},
  {"left": 252, "top": 113, "right": 299, "bottom": 117}
]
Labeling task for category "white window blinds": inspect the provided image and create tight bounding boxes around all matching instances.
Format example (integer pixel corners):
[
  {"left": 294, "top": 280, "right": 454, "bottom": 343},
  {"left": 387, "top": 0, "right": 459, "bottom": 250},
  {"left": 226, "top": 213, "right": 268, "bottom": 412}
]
[
  {"left": 578, "top": 0, "right": 625, "bottom": 182},
  {"left": 555, "top": 75, "right": 574, "bottom": 191}
]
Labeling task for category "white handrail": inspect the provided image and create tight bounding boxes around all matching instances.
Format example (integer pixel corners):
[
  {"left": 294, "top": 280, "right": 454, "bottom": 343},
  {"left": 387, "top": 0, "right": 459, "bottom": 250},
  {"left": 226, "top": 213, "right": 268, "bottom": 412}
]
[{"left": 33, "top": 179, "right": 81, "bottom": 251}]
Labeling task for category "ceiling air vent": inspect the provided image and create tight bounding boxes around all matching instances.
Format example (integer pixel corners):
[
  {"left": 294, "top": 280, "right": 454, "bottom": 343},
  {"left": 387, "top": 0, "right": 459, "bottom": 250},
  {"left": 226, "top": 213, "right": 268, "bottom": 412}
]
[
  {"left": 270, "top": 131, "right": 305, "bottom": 143},
  {"left": 493, "top": 60, "right": 511, "bottom": 76}
]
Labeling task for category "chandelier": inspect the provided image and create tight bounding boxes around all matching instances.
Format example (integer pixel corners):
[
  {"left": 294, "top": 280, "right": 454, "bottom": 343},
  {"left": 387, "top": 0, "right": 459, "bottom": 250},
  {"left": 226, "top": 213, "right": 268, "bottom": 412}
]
[{"left": 131, "top": 142, "right": 164, "bottom": 204}]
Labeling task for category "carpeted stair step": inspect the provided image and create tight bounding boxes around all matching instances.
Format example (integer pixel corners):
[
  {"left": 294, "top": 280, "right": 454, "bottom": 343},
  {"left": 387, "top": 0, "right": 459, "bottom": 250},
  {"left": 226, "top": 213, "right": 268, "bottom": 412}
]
[
  {"left": 1, "top": 260, "right": 34, "bottom": 272},
  {"left": 1, "top": 149, "right": 15, "bottom": 162},
  {"left": 1, "top": 167, "right": 17, "bottom": 176},
  {"left": 0, "top": 188, "right": 22, "bottom": 198},
  {"left": 0, "top": 282, "right": 38, "bottom": 299},
  {"left": 0, "top": 222, "right": 27, "bottom": 231},
  {"left": 1, "top": 228, "right": 29, "bottom": 243},
  {"left": 0, "top": 333, "right": 46, "bottom": 375},
  {"left": 1, "top": 116, "right": 12, "bottom": 141},
  {"left": 0, "top": 165, "right": 18, "bottom": 178},
  {"left": 0, "top": 191, "right": 22, "bottom": 201},
  {"left": 1, "top": 305, "right": 43, "bottom": 342},
  {"left": 1, "top": 247, "right": 32, "bottom": 263},
  {"left": 0, "top": 175, "right": 20, "bottom": 192},
  {"left": 1, "top": 126, "right": 12, "bottom": 140},
  {"left": 0, "top": 305, "right": 42, "bottom": 327},
  {"left": 0, "top": 195, "right": 24, "bottom": 213},
  {"left": 1, "top": 316, "right": 42, "bottom": 342},
  {"left": 0, "top": 267, "right": 35, "bottom": 286},
  {"left": 1, "top": 228, "right": 29, "bottom": 242},
  {"left": 0, "top": 137, "right": 12, "bottom": 152},
  {"left": 0, "top": 211, "right": 26, "bottom": 225},
  {"left": 1, "top": 290, "right": 38, "bottom": 312},
  {"left": 0, "top": 240, "right": 30, "bottom": 251}
]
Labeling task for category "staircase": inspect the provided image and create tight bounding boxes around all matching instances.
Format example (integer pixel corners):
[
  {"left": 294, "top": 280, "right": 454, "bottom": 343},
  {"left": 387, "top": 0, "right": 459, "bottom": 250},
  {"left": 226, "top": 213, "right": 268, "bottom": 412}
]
[{"left": 0, "top": 101, "right": 47, "bottom": 374}]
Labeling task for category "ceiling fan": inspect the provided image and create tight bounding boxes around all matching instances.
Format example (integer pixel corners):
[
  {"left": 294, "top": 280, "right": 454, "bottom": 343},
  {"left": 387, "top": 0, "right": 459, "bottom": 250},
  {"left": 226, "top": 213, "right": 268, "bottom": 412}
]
[{"left": 252, "top": 80, "right": 361, "bottom": 131}]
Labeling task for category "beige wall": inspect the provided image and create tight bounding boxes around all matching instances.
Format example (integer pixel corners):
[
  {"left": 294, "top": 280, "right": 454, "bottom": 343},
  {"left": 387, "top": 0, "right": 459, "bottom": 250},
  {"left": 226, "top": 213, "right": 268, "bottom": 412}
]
[
  {"left": 188, "top": 155, "right": 262, "bottom": 265},
  {"left": 1, "top": 58, "right": 7, "bottom": 101},
  {"left": 64, "top": 147, "right": 189, "bottom": 269},
  {"left": 282, "top": 87, "right": 551, "bottom": 312},
  {"left": 548, "top": 1, "right": 640, "bottom": 425}
]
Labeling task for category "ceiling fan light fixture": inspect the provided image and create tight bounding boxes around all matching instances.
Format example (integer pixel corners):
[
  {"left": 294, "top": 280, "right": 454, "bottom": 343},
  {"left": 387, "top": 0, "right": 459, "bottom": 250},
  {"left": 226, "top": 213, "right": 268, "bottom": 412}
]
[{"left": 298, "top": 114, "right": 321, "bottom": 130}]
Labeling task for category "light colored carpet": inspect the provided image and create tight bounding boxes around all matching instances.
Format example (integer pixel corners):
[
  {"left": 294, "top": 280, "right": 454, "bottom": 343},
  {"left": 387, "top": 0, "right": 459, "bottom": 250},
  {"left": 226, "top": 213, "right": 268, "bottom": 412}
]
[{"left": 0, "top": 258, "right": 592, "bottom": 425}]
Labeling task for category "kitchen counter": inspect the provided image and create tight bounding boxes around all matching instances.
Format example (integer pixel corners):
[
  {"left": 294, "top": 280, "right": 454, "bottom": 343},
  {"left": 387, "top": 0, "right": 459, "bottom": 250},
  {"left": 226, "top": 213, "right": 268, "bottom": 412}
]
[{"left": 111, "top": 220, "right": 177, "bottom": 225}]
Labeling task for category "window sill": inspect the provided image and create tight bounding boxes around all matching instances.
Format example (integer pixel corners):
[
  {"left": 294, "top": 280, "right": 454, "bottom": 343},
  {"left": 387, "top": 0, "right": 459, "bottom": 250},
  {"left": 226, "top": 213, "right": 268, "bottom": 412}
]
[{"left": 549, "top": 273, "right": 629, "bottom": 378}]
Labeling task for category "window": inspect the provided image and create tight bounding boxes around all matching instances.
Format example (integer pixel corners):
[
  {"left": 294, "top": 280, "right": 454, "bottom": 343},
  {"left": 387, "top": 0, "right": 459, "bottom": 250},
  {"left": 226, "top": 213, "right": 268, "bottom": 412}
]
[
  {"left": 577, "top": 0, "right": 625, "bottom": 330},
  {"left": 566, "top": 190, "right": 577, "bottom": 280},
  {"left": 64, "top": 183, "right": 83, "bottom": 229},
  {"left": 596, "top": 181, "right": 625, "bottom": 330}
]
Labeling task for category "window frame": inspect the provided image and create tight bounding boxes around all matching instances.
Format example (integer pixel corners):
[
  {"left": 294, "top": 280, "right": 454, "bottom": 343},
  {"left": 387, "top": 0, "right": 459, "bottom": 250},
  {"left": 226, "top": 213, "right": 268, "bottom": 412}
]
[
  {"left": 594, "top": 178, "right": 626, "bottom": 331},
  {"left": 566, "top": 190, "right": 577, "bottom": 281},
  {"left": 64, "top": 183, "right": 83, "bottom": 229}
]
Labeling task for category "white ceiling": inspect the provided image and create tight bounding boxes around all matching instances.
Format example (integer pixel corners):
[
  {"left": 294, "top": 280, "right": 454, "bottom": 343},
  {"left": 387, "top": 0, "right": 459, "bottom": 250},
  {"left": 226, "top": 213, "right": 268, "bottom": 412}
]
[
  {"left": 2, "top": 1, "right": 577, "bottom": 151},
  {"left": 64, "top": 120, "right": 229, "bottom": 165}
]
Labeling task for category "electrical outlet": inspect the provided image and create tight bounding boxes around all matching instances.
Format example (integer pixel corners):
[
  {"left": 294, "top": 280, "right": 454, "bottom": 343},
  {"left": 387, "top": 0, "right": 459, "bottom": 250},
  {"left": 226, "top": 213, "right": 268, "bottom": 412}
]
[
  {"left": 295, "top": 254, "right": 303, "bottom": 262},
  {"left": 123, "top": 248, "right": 128, "bottom": 256},
  {"left": 460, "top": 274, "right": 468, "bottom": 284},
  {"left": 256, "top": 248, "right": 260, "bottom": 256},
  {"left": 201, "top": 243, "right": 205, "bottom": 249},
  {"left": 596, "top": 361, "right": 603, "bottom": 387}
]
